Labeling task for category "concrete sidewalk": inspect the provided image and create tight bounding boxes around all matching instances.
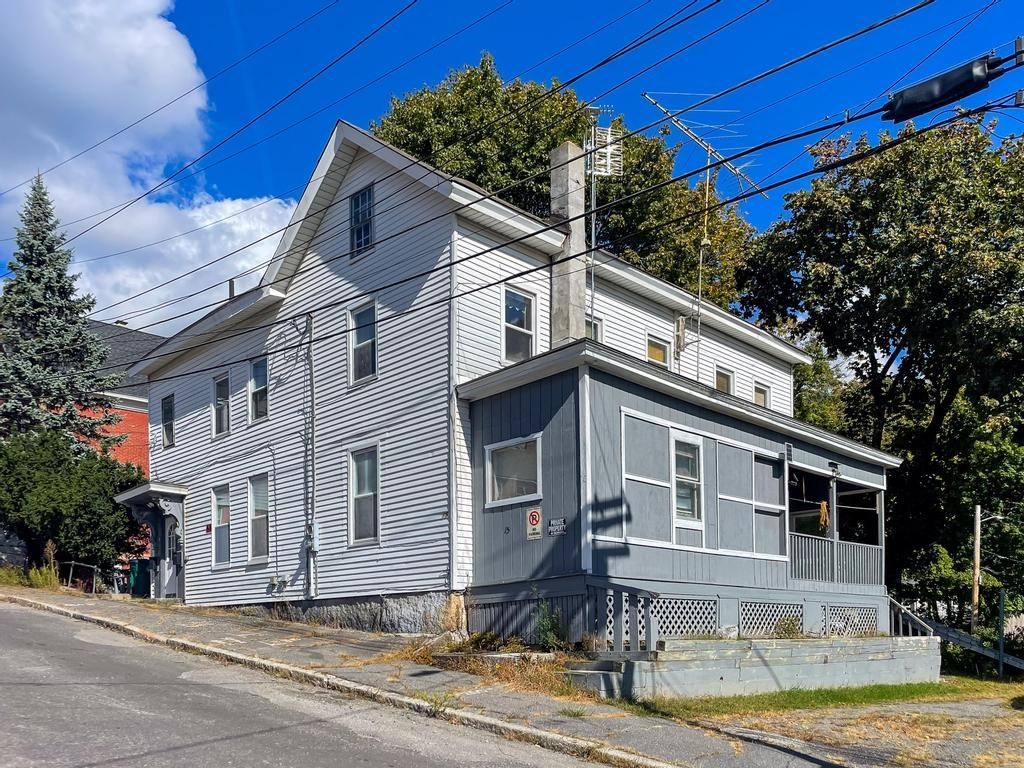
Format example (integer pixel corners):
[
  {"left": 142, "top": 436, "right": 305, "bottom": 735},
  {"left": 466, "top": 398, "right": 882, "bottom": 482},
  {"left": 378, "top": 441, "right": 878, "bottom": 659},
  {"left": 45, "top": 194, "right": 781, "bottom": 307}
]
[{"left": 1, "top": 587, "right": 846, "bottom": 768}]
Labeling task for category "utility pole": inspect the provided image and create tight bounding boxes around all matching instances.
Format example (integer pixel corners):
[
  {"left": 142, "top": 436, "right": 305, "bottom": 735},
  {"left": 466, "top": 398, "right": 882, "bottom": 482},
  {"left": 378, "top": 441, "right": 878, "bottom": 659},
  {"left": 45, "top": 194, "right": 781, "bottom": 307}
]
[{"left": 971, "top": 503, "right": 981, "bottom": 634}]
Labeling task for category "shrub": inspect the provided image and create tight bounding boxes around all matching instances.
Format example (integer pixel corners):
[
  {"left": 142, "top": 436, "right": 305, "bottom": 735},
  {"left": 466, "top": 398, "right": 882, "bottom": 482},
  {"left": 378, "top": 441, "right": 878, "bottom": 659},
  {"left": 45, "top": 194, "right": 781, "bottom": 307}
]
[
  {"left": 0, "top": 564, "right": 27, "bottom": 586},
  {"left": 26, "top": 564, "right": 58, "bottom": 589},
  {"left": 773, "top": 615, "right": 803, "bottom": 639},
  {"left": 535, "top": 598, "right": 565, "bottom": 650}
]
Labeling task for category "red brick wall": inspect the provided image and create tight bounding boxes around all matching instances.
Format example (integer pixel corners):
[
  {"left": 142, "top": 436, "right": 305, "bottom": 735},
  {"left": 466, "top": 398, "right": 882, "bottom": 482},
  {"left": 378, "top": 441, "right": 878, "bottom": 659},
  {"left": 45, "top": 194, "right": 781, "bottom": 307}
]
[
  {"left": 80, "top": 405, "right": 150, "bottom": 474},
  {"left": 107, "top": 407, "right": 150, "bottom": 473}
]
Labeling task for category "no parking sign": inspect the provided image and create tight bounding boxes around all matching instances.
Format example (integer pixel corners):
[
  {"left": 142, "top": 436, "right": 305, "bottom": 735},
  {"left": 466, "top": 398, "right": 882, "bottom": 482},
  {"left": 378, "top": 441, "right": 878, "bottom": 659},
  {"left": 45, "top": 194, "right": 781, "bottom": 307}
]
[{"left": 526, "top": 507, "right": 542, "bottom": 540}]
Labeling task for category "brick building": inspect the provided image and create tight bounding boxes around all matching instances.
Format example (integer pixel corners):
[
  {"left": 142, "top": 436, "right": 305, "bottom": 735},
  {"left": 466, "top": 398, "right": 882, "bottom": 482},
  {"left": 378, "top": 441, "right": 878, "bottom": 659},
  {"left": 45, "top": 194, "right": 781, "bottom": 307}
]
[{"left": 86, "top": 320, "right": 164, "bottom": 473}]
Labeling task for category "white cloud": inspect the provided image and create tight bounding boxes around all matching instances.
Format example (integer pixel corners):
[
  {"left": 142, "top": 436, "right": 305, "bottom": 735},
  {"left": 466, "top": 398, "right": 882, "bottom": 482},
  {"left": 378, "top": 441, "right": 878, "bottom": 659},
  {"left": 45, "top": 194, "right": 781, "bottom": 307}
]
[{"left": 0, "top": 0, "right": 296, "bottom": 336}]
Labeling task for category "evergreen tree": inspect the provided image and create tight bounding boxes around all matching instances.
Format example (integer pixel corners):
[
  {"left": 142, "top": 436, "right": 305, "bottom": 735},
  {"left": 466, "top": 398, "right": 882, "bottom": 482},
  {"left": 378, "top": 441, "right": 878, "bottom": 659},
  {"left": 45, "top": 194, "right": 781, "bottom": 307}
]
[{"left": 0, "top": 176, "right": 121, "bottom": 443}]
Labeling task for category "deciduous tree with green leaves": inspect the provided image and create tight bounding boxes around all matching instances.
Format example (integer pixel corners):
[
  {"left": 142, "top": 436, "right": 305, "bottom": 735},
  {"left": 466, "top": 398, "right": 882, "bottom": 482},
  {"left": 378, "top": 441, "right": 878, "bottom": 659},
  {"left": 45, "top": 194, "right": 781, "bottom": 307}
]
[
  {"left": 0, "top": 176, "right": 121, "bottom": 444},
  {"left": 0, "top": 431, "right": 145, "bottom": 570},
  {"left": 741, "top": 116, "right": 1024, "bottom": 593},
  {"left": 372, "top": 54, "right": 753, "bottom": 307}
]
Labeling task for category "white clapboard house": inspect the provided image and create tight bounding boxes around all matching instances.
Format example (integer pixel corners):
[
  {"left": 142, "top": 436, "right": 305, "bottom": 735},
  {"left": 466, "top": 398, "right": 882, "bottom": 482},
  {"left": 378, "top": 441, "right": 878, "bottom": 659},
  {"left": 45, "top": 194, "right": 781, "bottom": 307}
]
[{"left": 116, "top": 121, "right": 902, "bottom": 644}]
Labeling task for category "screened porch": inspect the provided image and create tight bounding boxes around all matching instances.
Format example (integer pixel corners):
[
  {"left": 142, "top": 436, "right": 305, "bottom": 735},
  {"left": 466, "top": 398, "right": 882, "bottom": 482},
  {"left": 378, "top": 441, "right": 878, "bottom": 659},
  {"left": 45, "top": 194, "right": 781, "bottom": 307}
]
[{"left": 787, "top": 467, "right": 884, "bottom": 586}]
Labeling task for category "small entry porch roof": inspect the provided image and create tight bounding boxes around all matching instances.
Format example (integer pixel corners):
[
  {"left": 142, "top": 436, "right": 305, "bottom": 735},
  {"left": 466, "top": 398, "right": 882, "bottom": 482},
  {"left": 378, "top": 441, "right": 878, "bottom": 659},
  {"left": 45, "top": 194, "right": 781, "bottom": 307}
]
[{"left": 115, "top": 482, "right": 189, "bottom": 526}]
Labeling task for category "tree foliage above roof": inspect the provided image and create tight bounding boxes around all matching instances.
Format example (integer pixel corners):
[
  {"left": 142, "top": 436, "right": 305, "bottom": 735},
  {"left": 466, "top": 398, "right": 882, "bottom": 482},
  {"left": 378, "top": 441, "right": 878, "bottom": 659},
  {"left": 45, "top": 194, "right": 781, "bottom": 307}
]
[{"left": 372, "top": 54, "right": 753, "bottom": 307}]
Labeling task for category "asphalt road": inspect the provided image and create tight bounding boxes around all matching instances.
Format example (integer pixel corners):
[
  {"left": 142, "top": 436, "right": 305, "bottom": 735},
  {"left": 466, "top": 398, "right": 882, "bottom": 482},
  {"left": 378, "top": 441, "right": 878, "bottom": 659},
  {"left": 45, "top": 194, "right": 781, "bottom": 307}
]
[{"left": 0, "top": 603, "right": 592, "bottom": 768}]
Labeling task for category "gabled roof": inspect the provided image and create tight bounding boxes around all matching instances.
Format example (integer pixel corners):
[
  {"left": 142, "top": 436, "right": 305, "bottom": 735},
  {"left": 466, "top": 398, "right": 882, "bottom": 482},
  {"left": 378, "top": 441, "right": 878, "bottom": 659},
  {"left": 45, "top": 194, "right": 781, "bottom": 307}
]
[
  {"left": 132, "top": 119, "right": 806, "bottom": 378},
  {"left": 260, "top": 120, "right": 568, "bottom": 293},
  {"left": 89, "top": 320, "right": 163, "bottom": 397}
]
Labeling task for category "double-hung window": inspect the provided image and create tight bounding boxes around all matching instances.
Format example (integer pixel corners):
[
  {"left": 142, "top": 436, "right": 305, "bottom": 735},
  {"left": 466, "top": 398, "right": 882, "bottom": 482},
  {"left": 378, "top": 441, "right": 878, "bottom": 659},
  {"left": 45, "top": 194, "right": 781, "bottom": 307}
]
[
  {"left": 213, "top": 374, "right": 230, "bottom": 435},
  {"left": 250, "top": 357, "right": 268, "bottom": 421},
  {"left": 503, "top": 287, "right": 534, "bottom": 363},
  {"left": 673, "top": 436, "right": 701, "bottom": 524},
  {"left": 349, "top": 184, "right": 374, "bottom": 255},
  {"left": 585, "top": 315, "right": 603, "bottom": 342},
  {"left": 161, "top": 394, "right": 175, "bottom": 448},
  {"left": 350, "top": 302, "right": 377, "bottom": 383},
  {"left": 486, "top": 435, "right": 542, "bottom": 506},
  {"left": 212, "top": 485, "right": 231, "bottom": 565},
  {"left": 350, "top": 446, "right": 379, "bottom": 544},
  {"left": 248, "top": 474, "right": 269, "bottom": 561}
]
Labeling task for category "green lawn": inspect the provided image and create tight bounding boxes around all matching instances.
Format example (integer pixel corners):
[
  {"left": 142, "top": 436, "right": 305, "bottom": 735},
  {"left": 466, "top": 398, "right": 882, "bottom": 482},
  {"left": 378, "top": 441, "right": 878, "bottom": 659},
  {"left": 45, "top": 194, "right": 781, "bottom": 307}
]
[{"left": 616, "top": 676, "right": 1024, "bottom": 720}]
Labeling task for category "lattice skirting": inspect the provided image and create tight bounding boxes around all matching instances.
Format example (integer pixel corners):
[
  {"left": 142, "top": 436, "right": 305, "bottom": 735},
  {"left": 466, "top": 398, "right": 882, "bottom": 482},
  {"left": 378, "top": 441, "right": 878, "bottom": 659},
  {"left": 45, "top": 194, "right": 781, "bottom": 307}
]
[
  {"left": 739, "top": 601, "right": 803, "bottom": 637},
  {"left": 823, "top": 604, "right": 879, "bottom": 636},
  {"left": 604, "top": 595, "right": 718, "bottom": 645}
]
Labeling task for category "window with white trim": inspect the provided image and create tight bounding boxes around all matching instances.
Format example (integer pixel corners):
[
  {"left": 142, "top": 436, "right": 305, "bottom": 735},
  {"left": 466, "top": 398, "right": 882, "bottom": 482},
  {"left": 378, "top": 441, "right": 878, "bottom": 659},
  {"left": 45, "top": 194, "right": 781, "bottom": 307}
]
[
  {"left": 350, "top": 302, "right": 377, "bottom": 383},
  {"left": 248, "top": 474, "right": 269, "bottom": 561},
  {"left": 349, "top": 184, "right": 374, "bottom": 255},
  {"left": 621, "top": 413, "right": 703, "bottom": 543},
  {"left": 350, "top": 446, "right": 378, "bottom": 543},
  {"left": 714, "top": 366, "right": 734, "bottom": 394},
  {"left": 585, "top": 315, "right": 603, "bottom": 342},
  {"left": 212, "top": 485, "right": 231, "bottom": 565},
  {"left": 161, "top": 394, "right": 175, "bottom": 448},
  {"left": 502, "top": 287, "right": 534, "bottom": 363},
  {"left": 250, "top": 357, "right": 268, "bottom": 421},
  {"left": 673, "top": 438, "right": 701, "bottom": 523},
  {"left": 486, "top": 435, "right": 541, "bottom": 506},
  {"left": 213, "top": 374, "right": 230, "bottom": 435},
  {"left": 646, "top": 334, "right": 670, "bottom": 367},
  {"left": 753, "top": 382, "right": 770, "bottom": 408}
]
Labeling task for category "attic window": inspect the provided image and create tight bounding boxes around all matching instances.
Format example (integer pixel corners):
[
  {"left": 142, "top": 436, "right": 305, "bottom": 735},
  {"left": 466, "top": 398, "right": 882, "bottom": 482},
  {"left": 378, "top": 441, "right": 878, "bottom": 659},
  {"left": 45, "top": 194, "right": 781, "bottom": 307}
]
[{"left": 349, "top": 184, "right": 374, "bottom": 255}]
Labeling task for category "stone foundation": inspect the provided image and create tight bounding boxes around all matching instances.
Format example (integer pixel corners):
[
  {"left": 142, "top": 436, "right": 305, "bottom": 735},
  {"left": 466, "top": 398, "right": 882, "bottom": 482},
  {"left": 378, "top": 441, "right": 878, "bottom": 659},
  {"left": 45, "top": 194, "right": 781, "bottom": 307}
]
[
  {"left": 569, "top": 636, "right": 941, "bottom": 699},
  {"left": 231, "top": 590, "right": 464, "bottom": 634}
]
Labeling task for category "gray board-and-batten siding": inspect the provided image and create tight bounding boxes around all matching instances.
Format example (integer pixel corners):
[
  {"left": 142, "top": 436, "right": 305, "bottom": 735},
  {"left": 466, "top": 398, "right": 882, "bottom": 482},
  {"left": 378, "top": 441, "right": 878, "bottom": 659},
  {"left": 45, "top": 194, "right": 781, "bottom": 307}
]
[{"left": 465, "top": 358, "right": 890, "bottom": 642}]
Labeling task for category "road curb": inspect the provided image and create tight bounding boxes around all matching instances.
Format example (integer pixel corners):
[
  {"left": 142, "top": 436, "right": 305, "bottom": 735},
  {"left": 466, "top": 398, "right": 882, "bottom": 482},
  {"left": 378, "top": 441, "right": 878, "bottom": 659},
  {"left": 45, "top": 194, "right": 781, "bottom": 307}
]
[{"left": 2, "top": 593, "right": 678, "bottom": 768}]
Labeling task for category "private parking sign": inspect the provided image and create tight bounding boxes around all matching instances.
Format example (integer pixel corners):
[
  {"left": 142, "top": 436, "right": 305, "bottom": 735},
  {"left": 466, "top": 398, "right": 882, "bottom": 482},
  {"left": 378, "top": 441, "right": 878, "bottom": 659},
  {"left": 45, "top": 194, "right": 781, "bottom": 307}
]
[{"left": 526, "top": 507, "right": 542, "bottom": 540}]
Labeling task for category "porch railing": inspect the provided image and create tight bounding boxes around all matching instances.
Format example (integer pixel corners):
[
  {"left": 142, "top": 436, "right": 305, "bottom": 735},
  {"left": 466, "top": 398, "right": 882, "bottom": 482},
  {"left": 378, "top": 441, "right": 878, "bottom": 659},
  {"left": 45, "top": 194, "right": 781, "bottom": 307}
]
[
  {"left": 586, "top": 578, "right": 660, "bottom": 656},
  {"left": 789, "top": 533, "right": 883, "bottom": 585}
]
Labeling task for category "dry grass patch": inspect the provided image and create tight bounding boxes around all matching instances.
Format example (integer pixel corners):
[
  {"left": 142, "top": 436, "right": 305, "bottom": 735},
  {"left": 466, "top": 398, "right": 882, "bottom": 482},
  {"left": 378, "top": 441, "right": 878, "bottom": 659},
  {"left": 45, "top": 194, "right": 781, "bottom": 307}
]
[{"left": 446, "top": 652, "right": 595, "bottom": 701}]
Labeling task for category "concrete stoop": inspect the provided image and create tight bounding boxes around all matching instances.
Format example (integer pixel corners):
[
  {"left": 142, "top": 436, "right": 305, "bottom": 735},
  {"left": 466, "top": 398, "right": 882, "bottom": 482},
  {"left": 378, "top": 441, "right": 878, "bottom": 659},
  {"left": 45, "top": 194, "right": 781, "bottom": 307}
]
[{"left": 568, "top": 636, "right": 942, "bottom": 699}]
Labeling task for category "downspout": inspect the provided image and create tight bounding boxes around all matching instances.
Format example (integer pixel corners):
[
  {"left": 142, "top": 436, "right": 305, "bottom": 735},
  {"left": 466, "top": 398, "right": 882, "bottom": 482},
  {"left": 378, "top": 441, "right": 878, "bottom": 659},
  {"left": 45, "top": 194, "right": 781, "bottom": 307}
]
[
  {"left": 447, "top": 220, "right": 458, "bottom": 594},
  {"left": 305, "top": 312, "right": 319, "bottom": 599}
]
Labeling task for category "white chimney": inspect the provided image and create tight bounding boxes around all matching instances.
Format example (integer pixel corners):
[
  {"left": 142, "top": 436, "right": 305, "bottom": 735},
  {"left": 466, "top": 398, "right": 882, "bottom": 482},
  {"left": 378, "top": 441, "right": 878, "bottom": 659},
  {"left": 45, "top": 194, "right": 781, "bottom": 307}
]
[{"left": 549, "top": 141, "right": 587, "bottom": 347}]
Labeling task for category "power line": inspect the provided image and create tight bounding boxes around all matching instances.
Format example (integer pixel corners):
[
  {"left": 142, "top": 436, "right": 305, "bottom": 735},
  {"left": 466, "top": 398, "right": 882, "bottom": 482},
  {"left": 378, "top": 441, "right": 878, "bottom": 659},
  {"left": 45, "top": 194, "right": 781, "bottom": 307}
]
[
  {"left": 755, "top": 0, "right": 999, "bottom": 187},
  {"left": 81, "top": 95, "right": 1019, "bottom": 396},
  {"left": 39, "top": 0, "right": 703, "bottom": 244},
  {"left": 0, "top": 0, "right": 343, "bottom": 199},
  {"left": 83, "top": 0, "right": 736, "bottom": 318},
  {"left": 63, "top": 0, "right": 420, "bottom": 245},
  {"left": 86, "top": 0, "right": 919, "bottom": 327},
  {"left": 76, "top": 92, "right": 1019, "bottom": 382},
  {"left": 32, "top": 0, "right": 517, "bottom": 268}
]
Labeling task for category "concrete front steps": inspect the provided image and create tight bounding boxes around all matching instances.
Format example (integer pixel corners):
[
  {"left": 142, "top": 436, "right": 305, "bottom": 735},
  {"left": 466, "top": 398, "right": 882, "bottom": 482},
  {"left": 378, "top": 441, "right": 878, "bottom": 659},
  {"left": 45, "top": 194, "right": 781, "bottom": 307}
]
[{"left": 566, "top": 635, "right": 941, "bottom": 699}]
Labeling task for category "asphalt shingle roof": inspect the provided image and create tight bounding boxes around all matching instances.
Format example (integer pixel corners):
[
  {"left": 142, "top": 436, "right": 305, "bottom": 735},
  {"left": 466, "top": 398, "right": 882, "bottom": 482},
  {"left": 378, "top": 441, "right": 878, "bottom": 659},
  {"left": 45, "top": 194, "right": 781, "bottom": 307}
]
[{"left": 87, "top": 320, "right": 164, "bottom": 399}]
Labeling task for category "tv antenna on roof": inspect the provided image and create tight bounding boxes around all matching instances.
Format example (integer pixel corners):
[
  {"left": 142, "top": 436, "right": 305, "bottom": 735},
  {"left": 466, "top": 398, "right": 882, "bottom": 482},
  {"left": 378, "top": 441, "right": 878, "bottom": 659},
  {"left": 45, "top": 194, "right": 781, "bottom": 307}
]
[
  {"left": 641, "top": 92, "right": 767, "bottom": 378},
  {"left": 585, "top": 106, "right": 623, "bottom": 327}
]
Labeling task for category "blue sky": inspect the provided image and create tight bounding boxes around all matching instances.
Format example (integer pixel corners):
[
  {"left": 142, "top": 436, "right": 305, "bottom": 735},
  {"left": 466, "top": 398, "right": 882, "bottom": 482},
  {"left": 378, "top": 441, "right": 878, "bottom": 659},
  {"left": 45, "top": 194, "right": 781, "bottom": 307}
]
[
  {"left": 169, "top": 0, "right": 1020, "bottom": 229},
  {"left": 0, "top": 0, "right": 1018, "bottom": 331}
]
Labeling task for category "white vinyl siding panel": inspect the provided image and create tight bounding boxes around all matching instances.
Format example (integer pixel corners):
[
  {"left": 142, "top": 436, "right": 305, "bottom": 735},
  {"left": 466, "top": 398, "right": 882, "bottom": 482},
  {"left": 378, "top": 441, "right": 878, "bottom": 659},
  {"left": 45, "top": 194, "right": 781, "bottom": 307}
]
[
  {"left": 679, "top": 323, "right": 794, "bottom": 416},
  {"left": 453, "top": 220, "right": 551, "bottom": 384},
  {"left": 148, "top": 149, "right": 454, "bottom": 605}
]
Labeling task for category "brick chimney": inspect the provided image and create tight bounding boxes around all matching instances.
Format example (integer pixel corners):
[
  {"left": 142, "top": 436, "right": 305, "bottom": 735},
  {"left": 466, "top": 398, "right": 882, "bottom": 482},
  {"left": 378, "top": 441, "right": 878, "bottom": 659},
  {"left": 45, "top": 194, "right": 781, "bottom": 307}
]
[{"left": 549, "top": 141, "right": 587, "bottom": 347}]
